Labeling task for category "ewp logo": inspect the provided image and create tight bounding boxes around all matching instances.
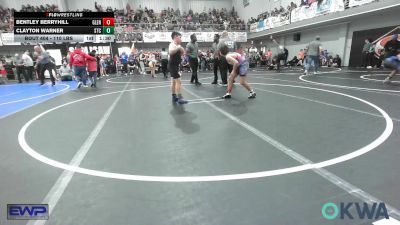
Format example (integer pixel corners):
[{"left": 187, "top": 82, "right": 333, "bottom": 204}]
[
  {"left": 7, "top": 204, "right": 49, "bottom": 220},
  {"left": 322, "top": 202, "right": 389, "bottom": 220}
]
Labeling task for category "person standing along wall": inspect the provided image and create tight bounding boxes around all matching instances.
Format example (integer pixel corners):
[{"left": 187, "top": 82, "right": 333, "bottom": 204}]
[
  {"left": 362, "top": 38, "right": 373, "bottom": 68},
  {"left": 96, "top": 54, "right": 101, "bottom": 78},
  {"left": 161, "top": 48, "right": 169, "bottom": 78},
  {"left": 22, "top": 50, "right": 34, "bottom": 81},
  {"left": 22, "top": 50, "right": 33, "bottom": 80},
  {"left": 148, "top": 53, "right": 157, "bottom": 78},
  {"left": 266, "top": 49, "right": 273, "bottom": 66},
  {"left": 113, "top": 54, "right": 119, "bottom": 74},
  {"left": 186, "top": 33, "right": 201, "bottom": 85},
  {"left": 120, "top": 52, "right": 129, "bottom": 76},
  {"left": 304, "top": 35, "right": 323, "bottom": 75},
  {"left": 139, "top": 51, "right": 146, "bottom": 75},
  {"left": 100, "top": 56, "right": 108, "bottom": 77},
  {"left": 14, "top": 54, "right": 27, "bottom": 83}
]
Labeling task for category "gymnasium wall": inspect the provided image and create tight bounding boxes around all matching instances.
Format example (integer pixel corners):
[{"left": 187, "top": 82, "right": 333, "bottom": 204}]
[
  {"left": 348, "top": 26, "right": 397, "bottom": 67},
  {"left": 344, "top": 10, "right": 400, "bottom": 66},
  {"left": 249, "top": 9, "right": 400, "bottom": 66},
  {"left": 237, "top": 0, "right": 400, "bottom": 66},
  {"left": 251, "top": 23, "right": 348, "bottom": 64}
]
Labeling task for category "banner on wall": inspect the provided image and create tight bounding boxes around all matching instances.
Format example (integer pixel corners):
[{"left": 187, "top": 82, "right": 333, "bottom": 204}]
[
  {"left": 348, "top": 0, "right": 375, "bottom": 8},
  {"left": 256, "top": 20, "right": 265, "bottom": 32},
  {"left": 316, "top": 0, "right": 344, "bottom": 15},
  {"left": 116, "top": 32, "right": 143, "bottom": 43},
  {"left": 142, "top": 32, "right": 157, "bottom": 43},
  {"left": 305, "top": 2, "right": 318, "bottom": 19},
  {"left": 236, "top": 32, "right": 247, "bottom": 42},
  {"left": 156, "top": 32, "right": 171, "bottom": 42},
  {"left": 290, "top": 0, "right": 343, "bottom": 23},
  {"left": 268, "top": 15, "right": 290, "bottom": 29},
  {"left": 204, "top": 32, "right": 216, "bottom": 42},
  {"left": 181, "top": 32, "right": 191, "bottom": 42},
  {"left": 0, "top": 33, "right": 20, "bottom": 45},
  {"left": 194, "top": 32, "right": 205, "bottom": 42},
  {"left": 250, "top": 23, "right": 257, "bottom": 33},
  {"left": 263, "top": 19, "right": 271, "bottom": 30},
  {"left": 290, "top": 7, "right": 302, "bottom": 23},
  {"left": 250, "top": 15, "right": 290, "bottom": 33},
  {"left": 291, "top": 3, "right": 318, "bottom": 23},
  {"left": 228, "top": 32, "right": 236, "bottom": 41}
]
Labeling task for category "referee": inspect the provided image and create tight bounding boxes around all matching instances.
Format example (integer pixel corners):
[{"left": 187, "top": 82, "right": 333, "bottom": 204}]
[
  {"left": 217, "top": 31, "right": 236, "bottom": 86},
  {"left": 211, "top": 33, "right": 220, "bottom": 84}
]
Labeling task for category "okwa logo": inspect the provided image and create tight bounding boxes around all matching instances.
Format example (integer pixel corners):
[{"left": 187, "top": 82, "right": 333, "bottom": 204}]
[{"left": 321, "top": 202, "right": 389, "bottom": 220}]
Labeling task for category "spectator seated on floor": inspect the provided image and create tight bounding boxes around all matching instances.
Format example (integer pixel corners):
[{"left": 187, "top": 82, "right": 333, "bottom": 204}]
[
  {"left": 59, "top": 62, "right": 73, "bottom": 81},
  {"left": 260, "top": 53, "right": 267, "bottom": 66},
  {"left": 332, "top": 54, "right": 342, "bottom": 68},
  {"left": 268, "top": 57, "right": 280, "bottom": 70},
  {"left": 327, "top": 55, "right": 333, "bottom": 67},
  {"left": 286, "top": 56, "right": 299, "bottom": 67},
  {"left": 297, "top": 49, "right": 305, "bottom": 65},
  {"left": 249, "top": 54, "right": 258, "bottom": 68}
]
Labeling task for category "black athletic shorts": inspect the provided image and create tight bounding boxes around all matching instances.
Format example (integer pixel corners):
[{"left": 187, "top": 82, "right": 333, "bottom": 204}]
[{"left": 169, "top": 65, "right": 181, "bottom": 79}]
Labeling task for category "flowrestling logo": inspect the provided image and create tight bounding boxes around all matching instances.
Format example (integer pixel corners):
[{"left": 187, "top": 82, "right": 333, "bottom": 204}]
[{"left": 322, "top": 202, "right": 389, "bottom": 220}]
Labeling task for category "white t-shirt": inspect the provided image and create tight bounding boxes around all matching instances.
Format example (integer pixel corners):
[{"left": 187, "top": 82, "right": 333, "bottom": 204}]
[
  {"left": 149, "top": 54, "right": 155, "bottom": 62},
  {"left": 249, "top": 47, "right": 258, "bottom": 53},
  {"left": 59, "top": 65, "right": 71, "bottom": 75},
  {"left": 22, "top": 53, "right": 33, "bottom": 67},
  {"left": 161, "top": 51, "right": 168, "bottom": 60}
]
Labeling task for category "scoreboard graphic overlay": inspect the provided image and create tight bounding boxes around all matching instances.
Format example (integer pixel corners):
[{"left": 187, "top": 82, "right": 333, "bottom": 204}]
[{"left": 13, "top": 12, "right": 115, "bottom": 43}]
